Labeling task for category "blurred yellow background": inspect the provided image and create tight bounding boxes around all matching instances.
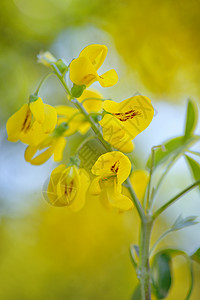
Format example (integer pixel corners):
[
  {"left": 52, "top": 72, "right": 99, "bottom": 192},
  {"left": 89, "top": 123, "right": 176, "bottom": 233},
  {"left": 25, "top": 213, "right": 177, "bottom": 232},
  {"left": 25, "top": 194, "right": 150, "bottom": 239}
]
[{"left": 0, "top": 0, "right": 200, "bottom": 299}]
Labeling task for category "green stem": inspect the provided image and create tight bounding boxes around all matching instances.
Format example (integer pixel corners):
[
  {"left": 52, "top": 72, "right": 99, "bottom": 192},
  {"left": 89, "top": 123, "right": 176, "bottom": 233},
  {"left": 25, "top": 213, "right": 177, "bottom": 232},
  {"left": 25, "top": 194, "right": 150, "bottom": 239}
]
[
  {"left": 35, "top": 72, "right": 54, "bottom": 95},
  {"left": 149, "top": 153, "right": 180, "bottom": 211},
  {"left": 153, "top": 179, "right": 200, "bottom": 220},
  {"left": 51, "top": 63, "right": 71, "bottom": 96},
  {"left": 139, "top": 218, "right": 153, "bottom": 300}
]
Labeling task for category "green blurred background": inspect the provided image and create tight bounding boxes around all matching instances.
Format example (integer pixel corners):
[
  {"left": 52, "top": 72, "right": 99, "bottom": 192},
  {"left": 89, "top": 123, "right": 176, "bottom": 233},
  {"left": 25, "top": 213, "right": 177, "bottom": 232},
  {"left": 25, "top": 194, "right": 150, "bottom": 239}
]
[{"left": 0, "top": 0, "right": 200, "bottom": 299}]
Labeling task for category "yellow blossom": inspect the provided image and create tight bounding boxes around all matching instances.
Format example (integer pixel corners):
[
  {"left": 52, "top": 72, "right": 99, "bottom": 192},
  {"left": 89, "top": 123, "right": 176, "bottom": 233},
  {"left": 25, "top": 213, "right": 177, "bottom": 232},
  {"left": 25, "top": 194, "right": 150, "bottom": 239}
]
[
  {"left": 89, "top": 151, "right": 133, "bottom": 211},
  {"left": 99, "top": 95, "right": 154, "bottom": 151},
  {"left": 69, "top": 44, "right": 118, "bottom": 87},
  {"left": 123, "top": 170, "right": 149, "bottom": 201},
  {"left": 47, "top": 164, "right": 90, "bottom": 211},
  {"left": 6, "top": 97, "right": 57, "bottom": 146},
  {"left": 25, "top": 134, "right": 66, "bottom": 165}
]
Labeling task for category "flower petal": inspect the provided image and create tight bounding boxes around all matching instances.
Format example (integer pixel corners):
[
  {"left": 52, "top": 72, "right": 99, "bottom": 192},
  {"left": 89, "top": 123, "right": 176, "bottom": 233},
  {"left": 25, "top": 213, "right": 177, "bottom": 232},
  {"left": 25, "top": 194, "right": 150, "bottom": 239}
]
[
  {"left": 103, "top": 96, "right": 154, "bottom": 139},
  {"left": 70, "top": 56, "right": 97, "bottom": 86},
  {"left": 97, "top": 69, "right": 118, "bottom": 87},
  {"left": 79, "top": 44, "right": 108, "bottom": 70},
  {"left": 92, "top": 151, "right": 131, "bottom": 184},
  {"left": 6, "top": 104, "right": 30, "bottom": 142},
  {"left": 130, "top": 170, "right": 149, "bottom": 201},
  {"left": 42, "top": 104, "right": 57, "bottom": 133},
  {"left": 29, "top": 97, "right": 45, "bottom": 124},
  {"left": 70, "top": 168, "right": 90, "bottom": 212},
  {"left": 48, "top": 164, "right": 66, "bottom": 205},
  {"left": 101, "top": 179, "right": 133, "bottom": 211},
  {"left": 89, "top": 176, "right": 102, "bottom": 195},
  {"left": 78, "top": 89, "right": 103, "bottom": 112},
  {"left": 53, "top": 137, "right": 66, "bottom": 162},
  {"left": 20, "top": 121, "right": 47, "bottom": 145}
]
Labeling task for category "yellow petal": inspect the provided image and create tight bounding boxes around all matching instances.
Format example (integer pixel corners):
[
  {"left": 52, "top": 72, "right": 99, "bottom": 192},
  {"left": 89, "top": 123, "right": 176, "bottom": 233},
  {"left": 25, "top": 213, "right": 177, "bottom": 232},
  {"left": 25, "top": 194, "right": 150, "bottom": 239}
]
[
  {"left": 56, "top": 105, "right": 77, "bottom": 117},
  {"left": 20, "top": 121, "right": 47, "bottom": 146},
  {"left": 101, "top": 179, "right": 133, "bottom": 211},
  {"left": 47, "top": 164, "right": 66, "bottom": 205},
  {"left": 103, "top": 96, "right": 154, "bottom": 139},
  {"left": 42, "top": 104, "right": 57, "bottom": 133},
  {"left": 130, "top": 170, "right": 149, "bottom": 201},
  {"left": 24, "top": 145, "right": 38, "bottom": 162},
  {"left": 6, "top": 104, "right": 30, "bottom": 142},
  {"left": 53, "top": 137, "right": 66, "bottom": 162},
  {"left": 29, "top": 97, "right": 45, "bottom": 124},
  {"left": 56, "top": 166, "right": 80, "bottom": 207},
  {"left": 92, "top": 151, "right": 131, "bottom": 185},
  {"left": 70, "top": 56, "right": 97, "bottom": 86},
  {"left": 89, "top": 176, "right": 102, "bottom": 195},
  {"left": 78, "top": 89, "right": 103, "bottom": 113},
  {"left": 79, "top": 44, "right": 108, "bottom": 70},
  {"left": 70, "top": 168, "right": 90, "bottom": 212},
  {"left": 97, "top": 69, "right": 118, "bottom": 87},
  {"left": 109, "top": 138, "right": 134, "bottom": 153}
]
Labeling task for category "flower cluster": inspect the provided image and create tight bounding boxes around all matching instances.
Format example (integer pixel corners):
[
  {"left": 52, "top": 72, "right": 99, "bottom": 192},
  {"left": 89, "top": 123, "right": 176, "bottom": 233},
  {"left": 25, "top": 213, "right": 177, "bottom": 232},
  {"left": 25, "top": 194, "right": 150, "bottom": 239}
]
[{"left": 7, "top": 44, "right": 154, "bottom": 212}]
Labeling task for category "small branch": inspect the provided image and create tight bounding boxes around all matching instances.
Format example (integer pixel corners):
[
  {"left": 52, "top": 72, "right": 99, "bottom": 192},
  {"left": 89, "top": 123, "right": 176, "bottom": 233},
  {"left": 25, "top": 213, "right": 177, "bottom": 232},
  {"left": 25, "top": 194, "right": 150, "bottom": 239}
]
[
  {"left": 153, "top": 179, "right": 200, "bottom": 220},
  {"left": 150, "top": 229, "right": 172, "bottom": 256}
]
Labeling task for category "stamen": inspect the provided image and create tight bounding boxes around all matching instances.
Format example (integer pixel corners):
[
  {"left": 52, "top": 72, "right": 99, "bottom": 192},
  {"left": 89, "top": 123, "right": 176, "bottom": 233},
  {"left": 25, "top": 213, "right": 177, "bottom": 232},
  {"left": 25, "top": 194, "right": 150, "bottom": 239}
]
[{"left": 113, "top": 110, "right": 141, "bottom": 122}]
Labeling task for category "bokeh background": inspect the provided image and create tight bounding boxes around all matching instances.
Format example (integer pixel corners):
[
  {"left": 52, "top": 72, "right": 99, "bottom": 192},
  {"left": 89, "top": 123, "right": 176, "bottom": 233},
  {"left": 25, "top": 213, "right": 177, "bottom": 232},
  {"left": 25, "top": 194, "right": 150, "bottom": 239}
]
[{"left": 0, "top": 0, "right": 200, "bottom": 299}]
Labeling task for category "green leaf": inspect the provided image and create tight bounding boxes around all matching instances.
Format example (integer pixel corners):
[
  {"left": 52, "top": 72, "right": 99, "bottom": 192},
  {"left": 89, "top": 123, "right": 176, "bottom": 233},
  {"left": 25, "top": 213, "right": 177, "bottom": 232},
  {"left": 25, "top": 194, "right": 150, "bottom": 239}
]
[
  {"left": 184, "top": 99, "right": 198, "bottom": 139},
  {"left": 154, "top": 249, "right": 194, "bottom": 300},
  {"left": 185, "top": 155, "right": 200, "bottom": 190},
  {"left": 71, "top": 84, "right": 86, "bottom": 98},
  {"left": 131, "top": 285, "right": 142, "bottom": 300},
  {"left": 151, "top": 252, "right": 172, "bottom": 299},
  {"left": 146, "top": 135, "right": 200, "bottom": 169},
  {"left": 171, "top": 215, "right": 198, "bottom": 231},
  {"left": 191, "top": 247, "right": 200, "bottom": 264}
]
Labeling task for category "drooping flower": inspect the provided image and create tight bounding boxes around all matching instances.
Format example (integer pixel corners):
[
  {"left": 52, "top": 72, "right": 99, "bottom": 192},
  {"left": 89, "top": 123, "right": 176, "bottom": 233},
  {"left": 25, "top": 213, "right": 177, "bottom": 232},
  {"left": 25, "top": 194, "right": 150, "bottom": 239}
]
[
  {"left": 24, "top": 123, "right": 67, "bottom": 165},
  {"left": 6, "top": 97, "right": 57, "bottom": 146},
  {"left": 56, "top": 89, "right": 103, "bottom": 136},
  {"left": 47, "top": 164, "right": 90, "bottom": 211},
  {"left": 89, "top": 151, "right": 133, "bottom": 211},
  {"left": 123, "top": 170, "right": 149, "bottom": 201},
  {"left": 99, "top": 95, "right": 154, "bottom": 152},
  {"left": 69, "top": 44, "right": 118, "bottom": 87}
]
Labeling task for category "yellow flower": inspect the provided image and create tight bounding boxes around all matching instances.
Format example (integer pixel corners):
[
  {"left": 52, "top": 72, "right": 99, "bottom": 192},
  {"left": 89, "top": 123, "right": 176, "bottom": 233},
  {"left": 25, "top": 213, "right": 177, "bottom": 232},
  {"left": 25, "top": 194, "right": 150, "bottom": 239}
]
[
  {"left": 56, "top": 89, "right": 103, "bottom": 136},
  {"left": 123, "top": 170, "right": 149, "bottom": 201},
  {"left": 25, "top": 134, "right": 66, "bottom": 165},
  {"left": 89, "top": 151, "right": 133, "bottom": 211},
  {"left": 99, "top": 95, "right": 154, "bottom": 151},
  {"left": 6, "top": 97, "right": 57, "bottom": 146},
  {"left": 47, "top": 164, "right": 90, "bottom": 211},
  {"left": 69, "top": 44, "right": 118, "bottom": 87}
]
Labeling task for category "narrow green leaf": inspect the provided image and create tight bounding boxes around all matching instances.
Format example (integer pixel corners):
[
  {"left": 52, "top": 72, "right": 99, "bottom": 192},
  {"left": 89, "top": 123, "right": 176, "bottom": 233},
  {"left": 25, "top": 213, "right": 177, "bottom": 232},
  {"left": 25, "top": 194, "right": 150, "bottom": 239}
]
[
  {"left": 171, "top": 215, "right": 198, "bottom": 231},
  {"left": 131, "top": 285, "right": 142, "bottom": 300},
  {"left": 191, "top": 247, "right": 200, "bottom": 264},
  {"left": 185, "top": 155, "right": 200, "bottom": 190},
  {"left": 147, "top": 135, "right": 200, "bottom": 168},
  {"left": 184, "top": 99, "right": 198, "bottom": 139},
  {"left": 151, "top": 253, "right": 172, "bottom": 299}
]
